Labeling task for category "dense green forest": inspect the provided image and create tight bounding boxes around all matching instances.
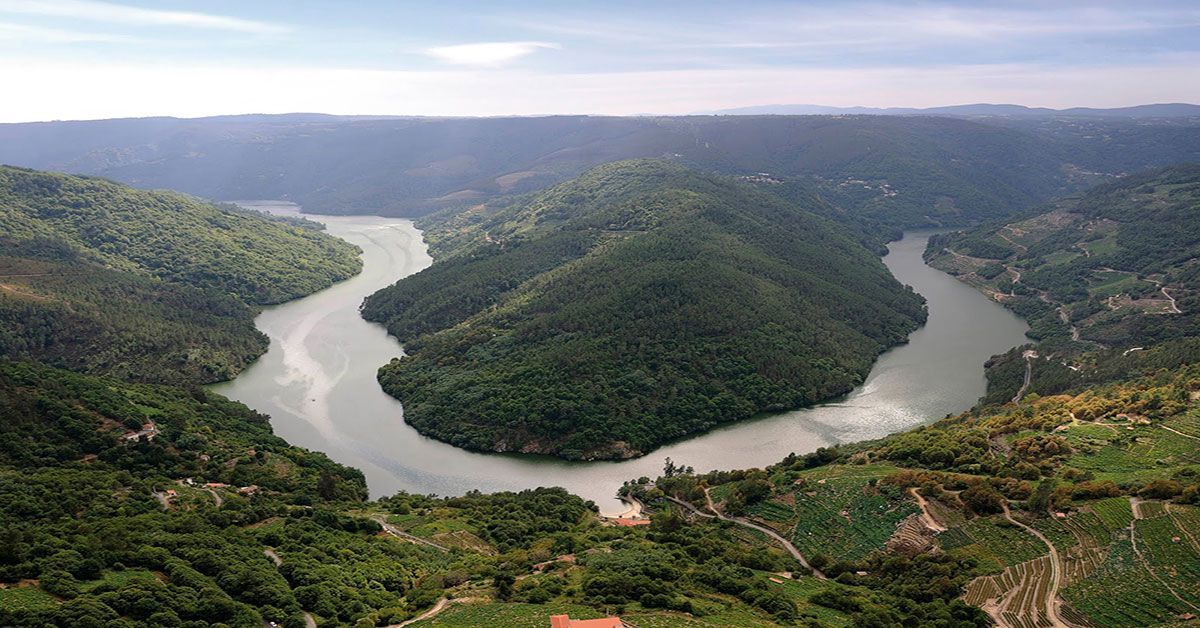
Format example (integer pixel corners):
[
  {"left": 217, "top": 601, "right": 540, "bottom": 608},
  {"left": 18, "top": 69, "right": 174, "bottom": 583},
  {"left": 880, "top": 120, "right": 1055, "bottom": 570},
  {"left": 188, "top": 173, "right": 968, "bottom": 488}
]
[
  {"left": 0, "top": 167, "right": 363, "bottom": 384},
  {"left": 364, "top": 160, "right": 926, "bottom": 459},
  {"left": 0, "top": 248, "right": 265, "bottom": 384},
  {"left": 0, "top": 166, "right": 361, "bottom": 305},
  {"left": 926, "top": 164, "right": 1200, "bottom": 402}
]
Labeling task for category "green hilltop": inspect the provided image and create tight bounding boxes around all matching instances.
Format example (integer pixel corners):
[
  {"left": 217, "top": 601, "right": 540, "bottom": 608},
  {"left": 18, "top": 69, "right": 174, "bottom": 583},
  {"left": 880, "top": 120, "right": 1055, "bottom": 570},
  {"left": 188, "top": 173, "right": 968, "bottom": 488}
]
[{"left": 364, "top": 160, "right": 927, "bottom": 459}]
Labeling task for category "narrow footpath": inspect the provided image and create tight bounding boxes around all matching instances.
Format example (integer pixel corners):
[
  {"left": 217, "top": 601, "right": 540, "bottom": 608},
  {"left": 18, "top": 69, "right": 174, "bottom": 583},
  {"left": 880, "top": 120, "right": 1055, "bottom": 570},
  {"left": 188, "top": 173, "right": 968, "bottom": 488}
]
[
  {"left": 391, "top": 598, "right": 450, "bottom": 627},
  {"left": 908, "top": 488, "right": 947, "bottom": 532}
]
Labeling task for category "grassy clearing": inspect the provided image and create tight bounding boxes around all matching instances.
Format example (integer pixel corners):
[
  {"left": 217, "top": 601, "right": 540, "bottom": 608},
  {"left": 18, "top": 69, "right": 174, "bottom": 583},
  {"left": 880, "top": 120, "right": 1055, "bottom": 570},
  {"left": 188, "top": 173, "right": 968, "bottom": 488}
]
[
  {"left": 0, "top": 586, "right": 58, "bottom": 613},
  {"left": 79, "top": 568, "right": 161, "bottom": 593},
  {"left": 1081, "top": 237, "right": 1119, "bottom": 257}
]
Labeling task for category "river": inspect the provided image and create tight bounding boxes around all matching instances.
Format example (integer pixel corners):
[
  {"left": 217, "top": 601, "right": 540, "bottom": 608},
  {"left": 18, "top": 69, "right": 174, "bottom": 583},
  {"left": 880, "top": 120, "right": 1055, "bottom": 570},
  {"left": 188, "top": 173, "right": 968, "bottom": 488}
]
[{"left": 211, "top": 203, "right": 1029, "bottom": 513}]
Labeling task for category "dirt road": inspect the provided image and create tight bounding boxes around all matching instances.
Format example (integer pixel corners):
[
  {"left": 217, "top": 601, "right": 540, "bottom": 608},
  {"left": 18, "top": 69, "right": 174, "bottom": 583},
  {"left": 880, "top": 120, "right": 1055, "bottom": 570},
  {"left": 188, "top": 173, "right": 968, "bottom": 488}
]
[{"left": 666, "top": 491, "right": 823, "bottom": 578}]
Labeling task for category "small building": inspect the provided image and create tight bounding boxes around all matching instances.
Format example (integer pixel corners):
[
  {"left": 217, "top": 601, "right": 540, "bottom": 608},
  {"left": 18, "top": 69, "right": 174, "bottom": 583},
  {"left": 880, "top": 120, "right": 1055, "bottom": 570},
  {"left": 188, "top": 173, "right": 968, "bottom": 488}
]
[{"left": 549, "top": 615, "right": 626, "bottom": 628}]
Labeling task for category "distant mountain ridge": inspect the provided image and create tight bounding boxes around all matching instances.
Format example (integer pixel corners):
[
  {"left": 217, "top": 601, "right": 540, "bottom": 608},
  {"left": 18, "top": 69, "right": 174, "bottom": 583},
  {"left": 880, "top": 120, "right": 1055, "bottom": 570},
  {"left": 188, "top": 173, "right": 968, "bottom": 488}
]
[
  {"left": 3, "top": 113, "right": 1200, "bottom": 229},
  {"left": 702, "top": 102, "right": 1200, "bottom": 118}
]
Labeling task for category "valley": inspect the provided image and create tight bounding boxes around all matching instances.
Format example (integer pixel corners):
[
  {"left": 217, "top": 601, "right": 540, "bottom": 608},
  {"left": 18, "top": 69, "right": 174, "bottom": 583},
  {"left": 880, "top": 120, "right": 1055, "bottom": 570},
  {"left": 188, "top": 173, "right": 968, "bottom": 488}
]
[
  {"left": 211, "top": 199, "right": 1025, "bottom": 512},
  {"left": 1, "top": 114, "right": 1198, "bottom": 628}
]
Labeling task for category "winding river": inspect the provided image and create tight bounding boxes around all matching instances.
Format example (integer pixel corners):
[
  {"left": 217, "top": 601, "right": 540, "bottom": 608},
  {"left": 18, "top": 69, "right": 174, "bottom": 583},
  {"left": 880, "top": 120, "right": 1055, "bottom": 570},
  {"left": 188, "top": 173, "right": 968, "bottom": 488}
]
[{"left": 211, "top": 202, "right": 1028, "bottom": 512}]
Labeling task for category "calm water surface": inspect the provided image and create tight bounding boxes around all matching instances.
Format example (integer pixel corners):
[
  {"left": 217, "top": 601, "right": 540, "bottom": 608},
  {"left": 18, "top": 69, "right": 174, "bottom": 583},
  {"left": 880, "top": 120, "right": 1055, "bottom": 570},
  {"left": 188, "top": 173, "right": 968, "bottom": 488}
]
[{"left": 212, "top": 203, "right": 1028, "bottom": 513}]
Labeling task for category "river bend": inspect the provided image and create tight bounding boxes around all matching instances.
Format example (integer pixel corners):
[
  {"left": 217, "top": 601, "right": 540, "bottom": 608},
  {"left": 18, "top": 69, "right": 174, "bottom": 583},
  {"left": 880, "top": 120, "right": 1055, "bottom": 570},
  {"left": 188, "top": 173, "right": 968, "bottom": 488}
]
[{"left": 212, "top": 203, "right": 1028, "bottom": 512}]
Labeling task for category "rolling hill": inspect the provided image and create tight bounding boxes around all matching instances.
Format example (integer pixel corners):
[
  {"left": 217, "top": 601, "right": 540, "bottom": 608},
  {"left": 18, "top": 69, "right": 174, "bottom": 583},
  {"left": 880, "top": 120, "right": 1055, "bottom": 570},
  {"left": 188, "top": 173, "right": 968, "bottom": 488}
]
[
  {"left": 363, "top": 160, "right": 927, "bottom": 459},
  {"left": 927, "top": 165, "right": 1199, "bottom": 349}
]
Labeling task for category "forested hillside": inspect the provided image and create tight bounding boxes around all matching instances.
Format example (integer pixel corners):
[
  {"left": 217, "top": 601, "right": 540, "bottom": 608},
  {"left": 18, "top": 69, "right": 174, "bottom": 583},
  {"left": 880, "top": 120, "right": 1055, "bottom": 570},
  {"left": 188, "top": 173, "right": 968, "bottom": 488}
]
[
  {"left": 0, "top": 166, "right": 361, "bottom": 305},
  {"left": 0, "top": 360, "right": 984, "bottom": 628},
  {"left": 0, "top": 166, "right": 361, "bottom": 384},
  {"left": 364, "top": 160, "right": 926, "bottom": 459},
  {"left": 5, "top": 114, "right": 1199, "bottom": 228},
  {"left": 926, "top": 165, "right": 1200, "bottom": 403}
]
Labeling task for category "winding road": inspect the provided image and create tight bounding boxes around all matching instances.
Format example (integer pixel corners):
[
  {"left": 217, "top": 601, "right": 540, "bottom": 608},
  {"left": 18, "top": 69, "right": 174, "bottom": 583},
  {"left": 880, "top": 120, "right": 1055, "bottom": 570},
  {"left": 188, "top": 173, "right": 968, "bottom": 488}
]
[
  {"left": 261, "top": 548, "right": 317, "bottom": 628},
  {"left": 1012, "top": 349, "right": 1037, "bottom": 404},
  {"left": 1001, "top": 503, "right": 1066, "bottom": 628},
  {"left": 372, "top": 516, "right": 450, "bottom": 552},
  {"left": 666, "top": 491, "right": 823, "bottom": 578}
]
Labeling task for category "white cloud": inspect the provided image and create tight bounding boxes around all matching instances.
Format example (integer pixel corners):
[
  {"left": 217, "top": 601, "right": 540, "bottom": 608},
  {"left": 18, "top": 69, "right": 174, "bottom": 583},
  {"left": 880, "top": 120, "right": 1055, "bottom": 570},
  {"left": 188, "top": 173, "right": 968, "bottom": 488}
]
[
  {"left": 515, "top": 4, "right": 1200, "bottom": 54},
  {"left": 424, "top": 41, "right": 558, "bottom": 67},
  {"left": 0, "top": 19, "right": 132, "bottom": 42},
  {"left": 0, "top": 0, "right": 286, "bottom": 34}
]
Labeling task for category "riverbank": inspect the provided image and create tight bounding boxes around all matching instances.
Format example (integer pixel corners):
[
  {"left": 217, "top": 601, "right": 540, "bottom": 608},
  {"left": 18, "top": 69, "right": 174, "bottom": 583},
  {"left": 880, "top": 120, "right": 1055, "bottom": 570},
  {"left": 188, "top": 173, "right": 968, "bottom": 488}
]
[{"left": 212, "top": 215, "right": 1028, "bottom": 514}]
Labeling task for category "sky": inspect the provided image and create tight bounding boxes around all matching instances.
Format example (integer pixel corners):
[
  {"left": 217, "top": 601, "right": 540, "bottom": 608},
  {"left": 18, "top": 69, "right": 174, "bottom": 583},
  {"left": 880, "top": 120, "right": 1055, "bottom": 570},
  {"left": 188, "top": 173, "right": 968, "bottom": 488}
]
[{"left": 1, "top": 0, "right": 1199, "bottom": 122}]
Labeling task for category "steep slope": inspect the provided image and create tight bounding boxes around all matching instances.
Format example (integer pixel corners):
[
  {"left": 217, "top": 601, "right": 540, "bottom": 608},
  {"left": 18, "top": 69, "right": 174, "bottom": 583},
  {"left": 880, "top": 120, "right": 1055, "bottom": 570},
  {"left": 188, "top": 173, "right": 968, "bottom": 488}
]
[
  {"left": 0, "top": 244, "right": 266, "bottom": 384},
  {"left": 363, "top": 160, "right": 926, "bottom": 459},
  {"left": 0, "top": 167, "right": 363, "bottom": 384},
  {"left": 926, "top": 164, "right": 1200, "bottom": 404},
  {"left": 0, "top": 166, "right": 361, "bottom": 305},
  {"left": 6, "top": 114, "right": 1199, "bottom": 228},
  {"left": 644, "top": 359, "right": 1200, "bottom": 628},
  {"left": 927, "top": 165, "right": 1199, "bottom": 349}
]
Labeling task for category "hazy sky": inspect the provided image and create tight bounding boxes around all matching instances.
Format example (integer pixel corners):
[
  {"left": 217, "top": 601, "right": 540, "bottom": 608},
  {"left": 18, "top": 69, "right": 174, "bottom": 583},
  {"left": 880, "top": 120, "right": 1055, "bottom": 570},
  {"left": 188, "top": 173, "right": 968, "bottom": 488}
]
[{"left": 1, "top": 0, "right": 1199, "bottom": 121}]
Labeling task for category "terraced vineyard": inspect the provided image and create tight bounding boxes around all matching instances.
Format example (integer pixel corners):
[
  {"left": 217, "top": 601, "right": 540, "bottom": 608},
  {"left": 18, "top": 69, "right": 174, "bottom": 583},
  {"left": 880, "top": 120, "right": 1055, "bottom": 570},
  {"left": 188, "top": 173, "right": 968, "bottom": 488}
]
[
  {"left": 1133, "top": 499, "right": 1168, "bottom": 519},
  {"left": 945, "top": 517, "right": 1049, "bottom": 574},
  {"left": 783, "top": 467, "right": 918, "bottom": 561},
  {"left": 1134, "top": 515, "right": 1200, "bottom": 608},
  {"left": 960, "top": 498, "right": 1200, "bottom": 627},
  {"left": 964, "top": 556, "right": 1056, "bottom": 628},
  {"left": 1062, "top": 536, "right": 1195, "bottom": 626},
  {"left": 1090, "top": 497, "right": 1134, "bottom": 531}
]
